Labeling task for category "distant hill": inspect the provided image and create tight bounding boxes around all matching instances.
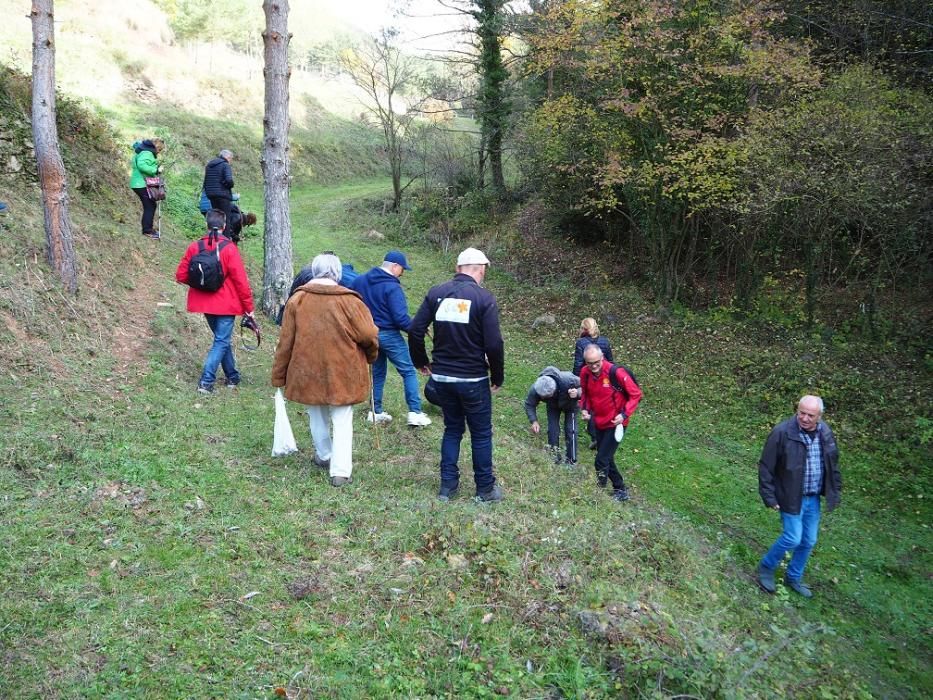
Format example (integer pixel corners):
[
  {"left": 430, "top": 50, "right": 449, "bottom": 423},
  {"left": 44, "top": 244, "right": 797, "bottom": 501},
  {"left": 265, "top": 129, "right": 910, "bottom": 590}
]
[{"left": 0, "top": 0, "right": 376, "bottom": 123}]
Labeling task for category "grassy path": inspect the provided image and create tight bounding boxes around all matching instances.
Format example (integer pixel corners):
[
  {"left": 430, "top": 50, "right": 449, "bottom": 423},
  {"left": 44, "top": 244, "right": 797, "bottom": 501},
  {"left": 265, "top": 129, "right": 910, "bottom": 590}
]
[{"left": 0, "top": 180, "right": 927, "bottom": 698}]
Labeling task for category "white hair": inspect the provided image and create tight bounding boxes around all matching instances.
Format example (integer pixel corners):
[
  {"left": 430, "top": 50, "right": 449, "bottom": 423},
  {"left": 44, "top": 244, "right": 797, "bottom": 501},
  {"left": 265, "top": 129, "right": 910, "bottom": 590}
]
[
  {"left": 311, "top": 254, "right": 342, "bottom": 282},
  {"left": 219, "top": 149, "right": 233, "bottom": 160},
  {"left": 798, "top": 395, "right": 824, "bottom": 413}
]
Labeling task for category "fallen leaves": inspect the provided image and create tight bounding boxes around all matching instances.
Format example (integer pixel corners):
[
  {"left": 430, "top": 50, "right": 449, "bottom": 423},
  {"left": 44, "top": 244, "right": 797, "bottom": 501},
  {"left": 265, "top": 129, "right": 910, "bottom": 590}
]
[{"left": 92, "top": 481, "right": 147, "bottom": 510}]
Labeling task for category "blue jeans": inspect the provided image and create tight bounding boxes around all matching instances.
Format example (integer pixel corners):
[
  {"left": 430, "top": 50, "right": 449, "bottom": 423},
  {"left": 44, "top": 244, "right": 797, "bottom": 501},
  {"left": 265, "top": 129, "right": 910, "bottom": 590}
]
[
  {"left": 761, "top": 495, "right": 821, "bottom": 581},
  {"left": 431, "top": 379, "right": 495, "bottom": 491},
  {"left": 199, "top": 314, "right": 239, "bottom": 387},
  {"left": 373, "top": 330, "right": 421, "bottom": 413}
]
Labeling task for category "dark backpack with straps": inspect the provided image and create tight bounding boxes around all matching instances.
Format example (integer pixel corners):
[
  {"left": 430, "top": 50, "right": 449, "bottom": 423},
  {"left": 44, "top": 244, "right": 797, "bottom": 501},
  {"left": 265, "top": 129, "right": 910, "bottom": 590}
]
[
  {"left": 187, "top": 237, "right": 228, "bottom": 291},
  {"left": 607, "top": 363, "right": 640, "bottom": 394}
]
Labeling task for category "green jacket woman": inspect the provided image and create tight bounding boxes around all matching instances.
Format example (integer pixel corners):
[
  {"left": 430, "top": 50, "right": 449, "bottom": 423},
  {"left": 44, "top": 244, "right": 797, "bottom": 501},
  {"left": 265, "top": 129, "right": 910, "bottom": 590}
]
[{"left": 130, "top": 138, "right": 163, "bottom": 239}]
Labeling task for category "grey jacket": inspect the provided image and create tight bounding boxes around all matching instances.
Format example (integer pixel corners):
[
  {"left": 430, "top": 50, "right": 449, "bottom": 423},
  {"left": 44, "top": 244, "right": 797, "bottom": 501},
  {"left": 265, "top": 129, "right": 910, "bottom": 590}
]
[
  {"left": 524, "top": 366, "right": 581, "bottom": 421},
  {"left": 758, "top": 416, "right": 842, "bottom": 515}
]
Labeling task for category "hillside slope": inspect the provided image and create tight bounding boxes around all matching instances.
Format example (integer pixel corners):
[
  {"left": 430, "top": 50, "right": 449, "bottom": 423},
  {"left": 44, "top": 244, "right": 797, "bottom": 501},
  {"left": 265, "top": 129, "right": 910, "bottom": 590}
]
[
  {"left": 1, "top": 110, "right": 931, "bottom": 700},
  {"left": 0, "top": 13, "right": 930, "bottom": 699},
  {"left": 0, "top": 0, "right": 373, "bottom": 123}
]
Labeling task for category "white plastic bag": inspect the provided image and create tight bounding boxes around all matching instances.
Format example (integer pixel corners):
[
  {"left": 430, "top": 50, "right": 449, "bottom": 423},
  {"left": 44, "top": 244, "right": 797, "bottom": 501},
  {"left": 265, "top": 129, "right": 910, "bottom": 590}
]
[
  {"left": 272, "top": 389, "right": 298, "bottom": 456},
  {"left": 614, "top": 423, "right": 625, "bottom": 443}
]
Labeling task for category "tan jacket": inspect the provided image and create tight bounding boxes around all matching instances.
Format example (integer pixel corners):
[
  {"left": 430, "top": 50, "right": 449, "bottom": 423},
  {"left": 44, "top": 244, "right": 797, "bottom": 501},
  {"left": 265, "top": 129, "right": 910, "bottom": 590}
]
[{"left": 271, "top": 283, "right": 379, "bottom": 406}]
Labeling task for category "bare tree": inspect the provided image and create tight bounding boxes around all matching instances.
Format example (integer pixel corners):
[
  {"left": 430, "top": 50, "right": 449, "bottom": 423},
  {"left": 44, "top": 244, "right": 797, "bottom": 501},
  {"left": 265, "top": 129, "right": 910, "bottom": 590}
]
[
  {"left": 260, "top": 0, "right": 293, "bottom": 319},
  {"left": 31, "top": 0, "right": 78, "bottom": 294},
  {"left": 342, "top": 30, "right": 422, "bottom": 211}
]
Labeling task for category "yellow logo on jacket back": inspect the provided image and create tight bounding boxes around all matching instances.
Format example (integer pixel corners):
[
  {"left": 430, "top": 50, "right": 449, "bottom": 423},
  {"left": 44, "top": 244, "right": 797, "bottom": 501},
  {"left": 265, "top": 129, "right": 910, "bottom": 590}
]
[{"left": 436, "top": 298, "right": 472, "bottom": 323}]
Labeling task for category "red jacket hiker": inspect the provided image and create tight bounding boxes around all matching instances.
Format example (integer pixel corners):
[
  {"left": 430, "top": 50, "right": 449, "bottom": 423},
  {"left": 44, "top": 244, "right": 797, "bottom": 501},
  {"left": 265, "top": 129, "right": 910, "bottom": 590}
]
[
  {"left": 175, "top": 233, "right": 254, "bottom": 315},
  {"left": 580, "top": 359, "right": 642, "bottom": 430}
]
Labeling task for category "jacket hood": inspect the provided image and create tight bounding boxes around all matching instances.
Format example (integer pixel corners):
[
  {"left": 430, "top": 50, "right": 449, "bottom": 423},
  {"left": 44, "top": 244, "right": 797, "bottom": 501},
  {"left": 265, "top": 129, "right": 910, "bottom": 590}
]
[
  {"left": 363, "top": 267, "right": 400, "bottom": 289},
  {"left": 207, "top": 156, "right": 226, "bottom": 168},
  {"left": 541, "top": 365, "right": 561, "bottom": 380}
]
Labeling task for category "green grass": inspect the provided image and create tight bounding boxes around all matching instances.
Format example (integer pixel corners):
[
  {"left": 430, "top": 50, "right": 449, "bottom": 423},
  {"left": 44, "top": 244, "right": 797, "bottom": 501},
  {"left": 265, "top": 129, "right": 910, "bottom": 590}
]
[
  {"left": 1, "top": 59, "right": 930, "bottom": 696},
  {"left": 1, "top": 173, "right": 928, "bottom": 698}
]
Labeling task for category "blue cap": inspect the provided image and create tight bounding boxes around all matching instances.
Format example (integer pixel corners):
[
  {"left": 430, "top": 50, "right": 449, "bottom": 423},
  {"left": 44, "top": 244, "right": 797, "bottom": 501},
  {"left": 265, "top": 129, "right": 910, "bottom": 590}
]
[{"left": 384, "top": 250, "right": 411, "bottom": 270}]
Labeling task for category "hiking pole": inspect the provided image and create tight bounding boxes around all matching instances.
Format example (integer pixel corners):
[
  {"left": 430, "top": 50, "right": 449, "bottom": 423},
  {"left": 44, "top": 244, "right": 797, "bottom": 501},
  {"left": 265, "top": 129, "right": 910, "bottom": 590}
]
[
  {"left": 569, "top": 410, "right": 578, "bottom": 466},
  {"left": 369, "top": 365, "right": 380, "bottom": 449}
]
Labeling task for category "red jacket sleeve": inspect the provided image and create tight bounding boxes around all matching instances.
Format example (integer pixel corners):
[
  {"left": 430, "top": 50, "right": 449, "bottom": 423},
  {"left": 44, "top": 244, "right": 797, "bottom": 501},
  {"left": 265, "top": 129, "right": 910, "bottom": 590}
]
[
  {"left": 222, "top": 243, "right": 254, "bottom": 314},
  {"left": 175, "top": 242, "right": 196, "bottom": 285}
]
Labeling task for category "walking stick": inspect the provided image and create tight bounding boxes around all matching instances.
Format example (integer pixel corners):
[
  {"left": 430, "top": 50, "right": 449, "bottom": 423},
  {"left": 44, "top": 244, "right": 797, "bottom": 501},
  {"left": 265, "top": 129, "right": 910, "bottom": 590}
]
[
  {"left": 569, "top": 410, "right": 578, "bottom": 466},
  {"left": 370, "top": 365, "right": 380, "bottom": 449},
  {"left": 156, "top": 198, "right": 162, "bottom": 240}
]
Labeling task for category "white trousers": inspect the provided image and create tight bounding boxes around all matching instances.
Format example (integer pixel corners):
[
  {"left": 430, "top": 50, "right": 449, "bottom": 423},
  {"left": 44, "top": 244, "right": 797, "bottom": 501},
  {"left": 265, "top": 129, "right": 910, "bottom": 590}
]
[{"left": 306, "top": 404, "right": 354, "bottom": 478}]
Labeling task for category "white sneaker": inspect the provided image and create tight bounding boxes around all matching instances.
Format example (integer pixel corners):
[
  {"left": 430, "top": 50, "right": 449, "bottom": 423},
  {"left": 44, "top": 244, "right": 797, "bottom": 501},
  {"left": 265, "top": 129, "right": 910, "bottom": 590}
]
[
  {"left": 367, "top": 411, "right": 393, "bottom": 423},
  {"left": 407, "top": 411, "right": 432, "bottom": 427}
]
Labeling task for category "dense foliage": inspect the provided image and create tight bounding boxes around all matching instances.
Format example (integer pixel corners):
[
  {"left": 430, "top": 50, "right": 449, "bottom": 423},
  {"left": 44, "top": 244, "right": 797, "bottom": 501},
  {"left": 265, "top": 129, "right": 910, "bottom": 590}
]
[{"left": 512, "top": 0, "right": 932, "bottom": 331}]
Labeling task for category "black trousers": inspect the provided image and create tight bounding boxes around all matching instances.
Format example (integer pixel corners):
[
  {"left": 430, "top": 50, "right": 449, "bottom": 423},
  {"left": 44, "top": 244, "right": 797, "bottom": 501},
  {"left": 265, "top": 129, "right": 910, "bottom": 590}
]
[
  {"left": 207, "top": 195, "right": 233, "bottom": 231},
  {"left": 593, "top": 425, "right": 626, "bottom": 490},
  {"left": 546, "top": 404, "right": 578, "bottom": 463},
  {"left": 133, "top": 187, "right": 157, "bottom": 234}
]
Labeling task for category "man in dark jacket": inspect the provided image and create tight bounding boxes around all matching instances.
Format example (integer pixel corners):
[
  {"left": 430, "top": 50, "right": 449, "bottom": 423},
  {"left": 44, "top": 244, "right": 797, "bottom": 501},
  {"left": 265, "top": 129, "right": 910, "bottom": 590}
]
[
  {"left": 203, "top": 149, "right": 235, "bottom": 227},
  {"left": 525, "top": 366, "right": 581, "bottom": 466},
  {"left": 409, "top": 247, "right": 505, "bottom": 502},
  {"left": 757, "top": 395, "right": 842, "bottom": 598},
  {"left": 352, "top": 251, "right": 431, "bottom": 427}
]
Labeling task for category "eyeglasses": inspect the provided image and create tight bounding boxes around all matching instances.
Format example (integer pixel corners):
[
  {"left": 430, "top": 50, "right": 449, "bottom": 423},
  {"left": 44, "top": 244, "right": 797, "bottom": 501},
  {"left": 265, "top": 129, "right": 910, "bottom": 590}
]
[{"left": 586, "top": 360, "right": 602, "bottom": 368}]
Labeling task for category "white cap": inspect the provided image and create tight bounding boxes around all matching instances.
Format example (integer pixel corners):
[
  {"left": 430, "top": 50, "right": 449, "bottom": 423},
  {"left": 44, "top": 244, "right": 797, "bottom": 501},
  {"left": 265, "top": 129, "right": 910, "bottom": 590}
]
[{"left": 457, "top": 247, "right": 490, "bottom": 266}]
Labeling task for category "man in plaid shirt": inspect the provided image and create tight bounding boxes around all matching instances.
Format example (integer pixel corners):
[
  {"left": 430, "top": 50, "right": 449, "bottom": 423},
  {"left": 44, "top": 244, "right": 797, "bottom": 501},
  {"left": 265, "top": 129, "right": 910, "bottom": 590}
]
[{"left": 757, "top": 395, "right": 843, "bottom": 598}]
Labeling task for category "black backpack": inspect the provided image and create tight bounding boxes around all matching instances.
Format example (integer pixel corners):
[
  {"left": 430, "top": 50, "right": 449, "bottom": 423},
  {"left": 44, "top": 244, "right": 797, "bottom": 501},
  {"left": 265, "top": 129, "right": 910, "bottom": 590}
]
[
  {"left": 607, "top": 363, "right": 641, "bottom": 394},
  {"left": 187, "top": 236, "right": 228, "bottom": 291}
]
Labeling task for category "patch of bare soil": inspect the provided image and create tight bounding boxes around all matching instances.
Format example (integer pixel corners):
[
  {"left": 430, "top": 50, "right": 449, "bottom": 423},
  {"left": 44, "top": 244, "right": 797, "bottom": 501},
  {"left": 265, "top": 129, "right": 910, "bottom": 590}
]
[
  {"left": 502, "top": 200, "right": 627, "bottom": 291},
  {"left": 91, "top": 481, "right": 148, "bottom": 510},
  {"left": 104, "top": 251, "right": 166, "bottom": 381}
]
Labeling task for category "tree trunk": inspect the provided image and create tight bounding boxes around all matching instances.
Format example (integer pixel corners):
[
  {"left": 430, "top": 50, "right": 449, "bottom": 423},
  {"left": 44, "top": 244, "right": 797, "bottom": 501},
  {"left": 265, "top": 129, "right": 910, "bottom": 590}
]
[
  {"left": 261, "top": 0, "right": 293, "bottom": 320},
  {"left": 475, "top": 0, "right": 508, "bottom": 195},
  {"left": 477, "top": 132, "right": 487, "bottom": 190},
  {"left": 31, "top": 0, "right": 78, "bottom": 294},
  {"left": 488, "top": 127, "right": 505, "bottom": 192}
]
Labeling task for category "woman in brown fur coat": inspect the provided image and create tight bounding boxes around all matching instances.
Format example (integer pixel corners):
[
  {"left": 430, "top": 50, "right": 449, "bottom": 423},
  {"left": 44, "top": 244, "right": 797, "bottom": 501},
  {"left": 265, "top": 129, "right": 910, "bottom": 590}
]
[{"left": 272, "top": 253, "right": 379, "bottom": 487}]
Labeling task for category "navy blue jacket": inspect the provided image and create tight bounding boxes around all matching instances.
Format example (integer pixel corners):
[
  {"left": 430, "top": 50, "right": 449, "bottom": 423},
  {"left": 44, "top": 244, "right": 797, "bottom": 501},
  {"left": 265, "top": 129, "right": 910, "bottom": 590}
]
[
  {"left": 203, "top": 157, "right": 234, "bottom": 200},
  {"left": 351, "top": 267, "right": 412, "bottom": 332},
  {"left": 573, "top": 335, "right": 614, "bottom": 375},
  {"left": 758, "top": 416, "right": 842, "bottom": 514},
  {"left": 409, "top": 273, "right": 504, "bottom": 386}
]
